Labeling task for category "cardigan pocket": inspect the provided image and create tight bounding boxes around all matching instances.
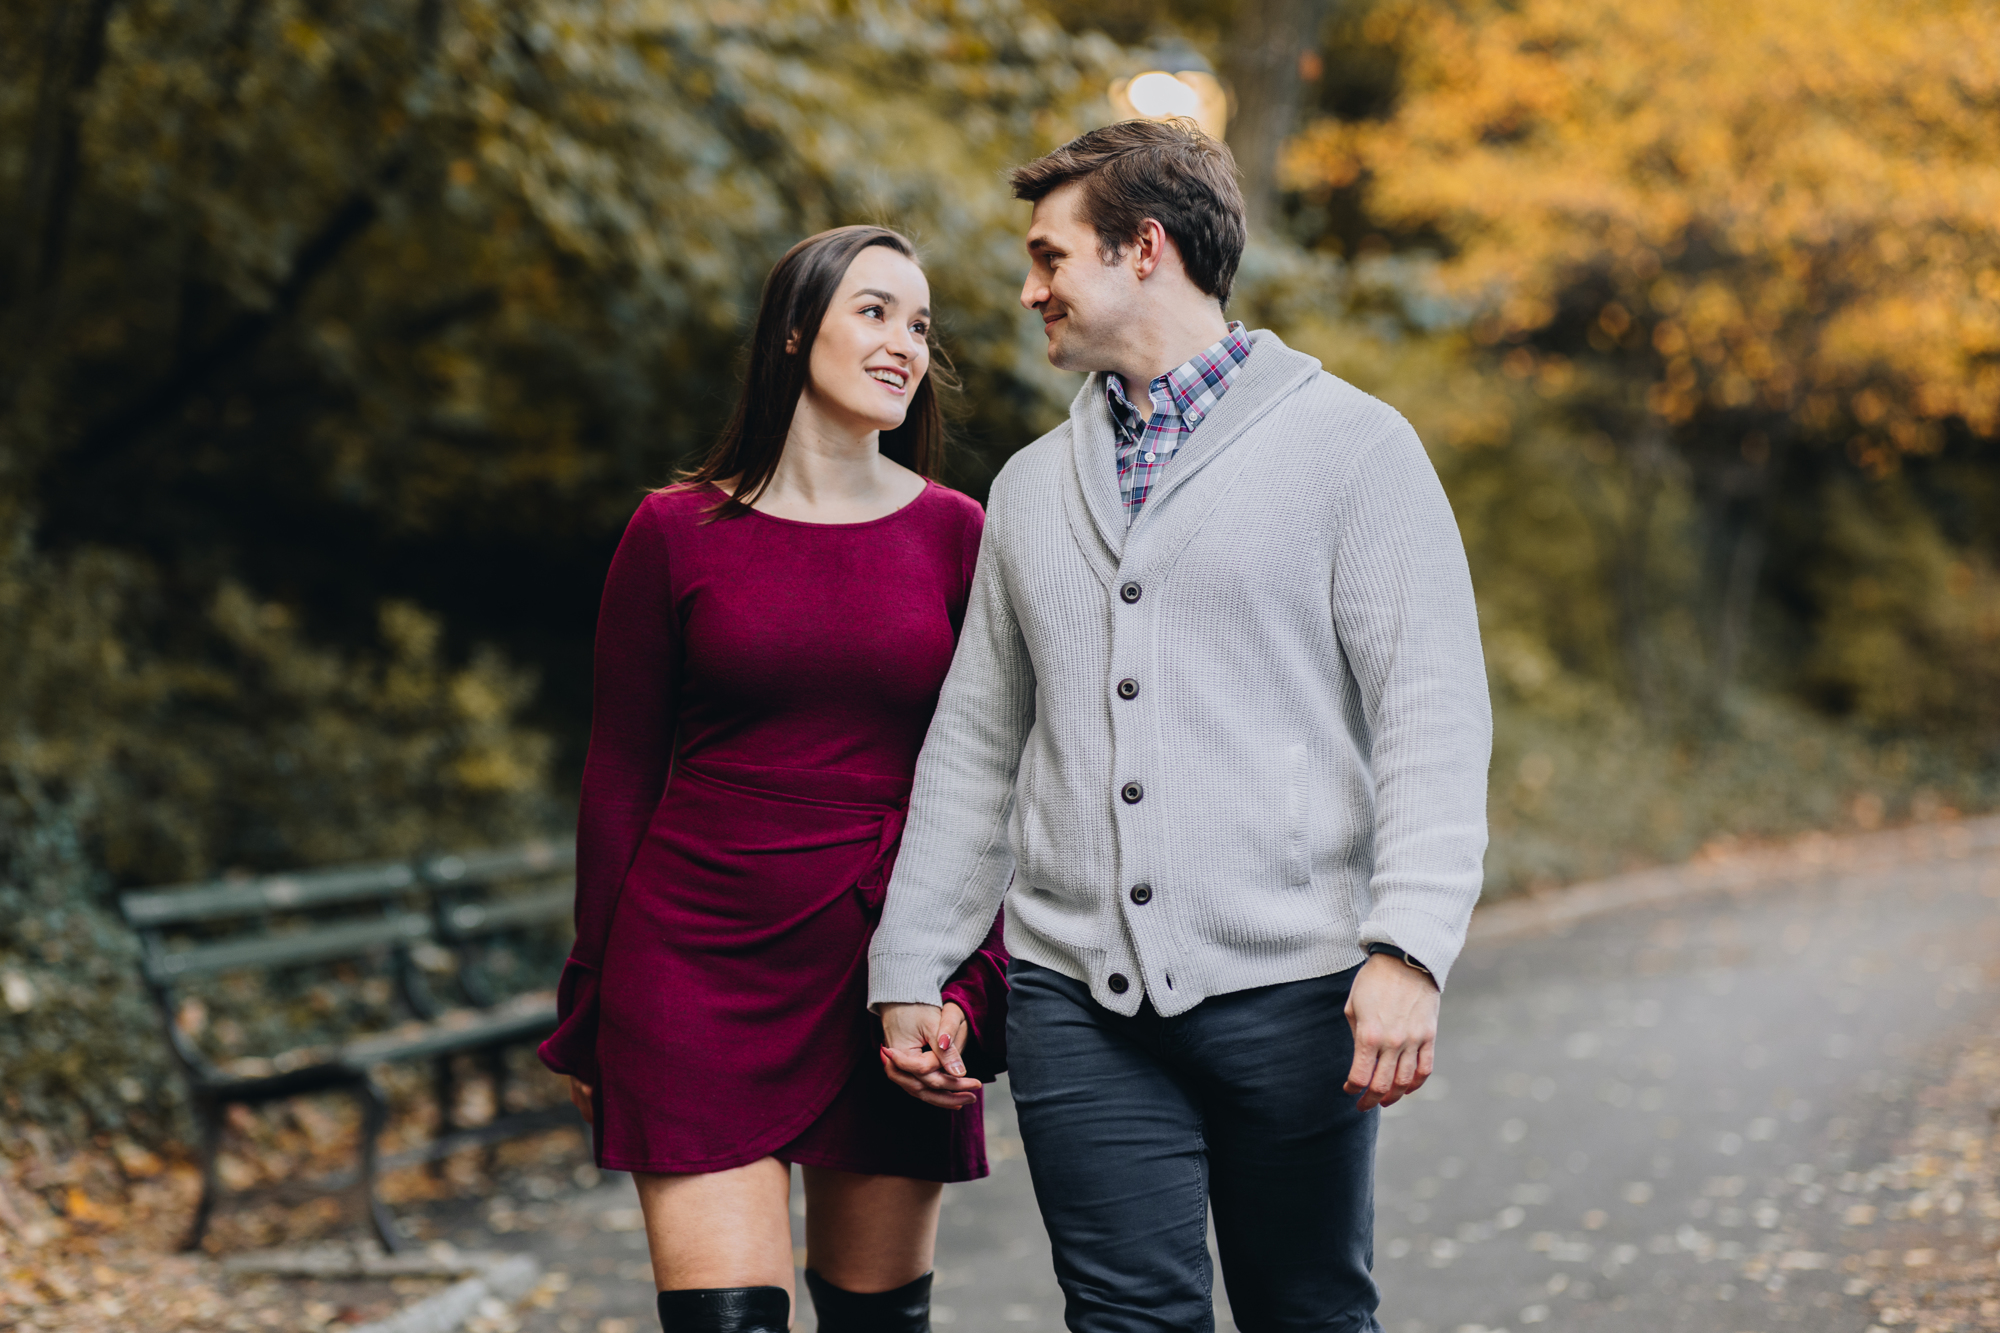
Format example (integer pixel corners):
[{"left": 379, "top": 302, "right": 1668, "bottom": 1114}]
[
  {"left": 1014, "top": 739, "right": 1041, "bottom": 889},
  {"left": 1285, "top": 743, "right": 1312, "bottom": 887}
]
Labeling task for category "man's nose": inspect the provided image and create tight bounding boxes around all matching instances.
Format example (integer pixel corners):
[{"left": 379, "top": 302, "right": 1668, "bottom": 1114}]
[{"left": 1020, "top": 274, "right": 1046, "bottom": 311}]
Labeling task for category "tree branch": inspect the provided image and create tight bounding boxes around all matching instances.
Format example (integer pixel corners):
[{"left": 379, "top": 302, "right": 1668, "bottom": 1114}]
[{"left": 68, "top": 159, "right": 407, "bottom": 475}]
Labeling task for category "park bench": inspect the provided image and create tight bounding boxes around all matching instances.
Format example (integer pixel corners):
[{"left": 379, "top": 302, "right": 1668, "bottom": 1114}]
[{"left": 119, "top": 839, "right": 580, "bottom": 1251}]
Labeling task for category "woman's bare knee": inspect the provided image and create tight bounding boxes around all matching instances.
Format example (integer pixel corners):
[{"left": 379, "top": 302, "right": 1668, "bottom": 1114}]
[
  {"left": 801, "top": 1166, "right": 942, "bottom": 1292},
  {"left": 634, "top": 1157, "right": 795, "bottom": 1294}
]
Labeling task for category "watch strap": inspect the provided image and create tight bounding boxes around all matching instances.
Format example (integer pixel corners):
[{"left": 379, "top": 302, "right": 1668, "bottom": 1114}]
[{"left": 1365, "top": 942, "right": 1432, "bottom": 977}]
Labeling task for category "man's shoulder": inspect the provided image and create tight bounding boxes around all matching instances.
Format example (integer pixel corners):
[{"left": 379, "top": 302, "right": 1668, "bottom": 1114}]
[
  {"left": 987, "top": 418, "right": 1074, "bottom": 508},
  {"left": 1288, "top": 367, "right": 1414, "bottom": 449}
]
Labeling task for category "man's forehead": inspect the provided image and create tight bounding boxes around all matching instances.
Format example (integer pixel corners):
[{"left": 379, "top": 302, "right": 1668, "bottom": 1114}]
[{"left": 1026, "top": 185, "right": 1086, "bottom": 248}]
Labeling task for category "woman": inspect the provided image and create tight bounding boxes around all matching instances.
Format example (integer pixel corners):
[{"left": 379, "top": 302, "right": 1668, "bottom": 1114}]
[{"left": 539, "top": 226, "right": 1008, "bottom": 1333}]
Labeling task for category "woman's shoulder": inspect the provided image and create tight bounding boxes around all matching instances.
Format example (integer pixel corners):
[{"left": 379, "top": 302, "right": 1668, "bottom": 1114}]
[
  {"left": 916, "top": 479, "right": 985, "bottom": 532},
  {"left": 629, "top": 482, "right": 717, "bottom": 531}
]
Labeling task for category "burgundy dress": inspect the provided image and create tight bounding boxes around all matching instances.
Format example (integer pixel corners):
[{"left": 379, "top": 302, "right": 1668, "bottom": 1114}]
[{"left": 538, "top": 480, "right": 1007, "bottom": 1180}]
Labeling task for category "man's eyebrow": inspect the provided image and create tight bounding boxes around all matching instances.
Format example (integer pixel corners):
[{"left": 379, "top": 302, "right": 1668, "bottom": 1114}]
[{"left": 854, "top": 287, "right": 930, "bottom": 318}]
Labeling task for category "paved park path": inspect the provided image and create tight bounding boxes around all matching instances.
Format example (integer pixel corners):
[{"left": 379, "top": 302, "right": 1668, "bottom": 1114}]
[{"left": 492, "top": 819, "right": 2000, "bottom": 1333}]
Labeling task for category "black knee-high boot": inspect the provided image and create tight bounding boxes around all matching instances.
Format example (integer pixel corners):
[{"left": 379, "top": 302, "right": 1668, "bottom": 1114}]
[
  {"left": 656, "top": 1286, "right": 790, "bottom": 1333},
  {"left": 803, "top": 1269, "right": 932, "bottom": 1333}
]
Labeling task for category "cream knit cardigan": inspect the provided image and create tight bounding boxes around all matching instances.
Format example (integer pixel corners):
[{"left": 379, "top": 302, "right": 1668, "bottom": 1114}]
[{"left": 869, "top": 330, "right": 1491, "bottom": 1018}]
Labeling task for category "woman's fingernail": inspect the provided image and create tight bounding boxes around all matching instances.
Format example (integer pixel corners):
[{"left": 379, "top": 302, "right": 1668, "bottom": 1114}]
[{"left": 937, "top": 1034, "right": 951, "bottom": 1049}]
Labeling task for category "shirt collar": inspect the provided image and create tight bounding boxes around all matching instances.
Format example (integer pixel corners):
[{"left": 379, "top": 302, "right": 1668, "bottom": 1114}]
[{"left": 1106, "top": 321, "right": 1252, "bottom": 430}]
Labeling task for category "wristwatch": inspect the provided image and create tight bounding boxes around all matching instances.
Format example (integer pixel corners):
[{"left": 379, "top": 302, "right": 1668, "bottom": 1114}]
[{"left": 1365, "top": 943, "right": 1432, "bottom": 977}]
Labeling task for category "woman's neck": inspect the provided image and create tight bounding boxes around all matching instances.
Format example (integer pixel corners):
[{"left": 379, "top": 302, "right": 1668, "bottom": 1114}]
[{"left": 745, "top": 393, "right": 925, "bottom": 523}]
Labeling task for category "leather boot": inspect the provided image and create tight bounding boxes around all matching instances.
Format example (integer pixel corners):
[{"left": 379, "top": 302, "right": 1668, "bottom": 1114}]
[
  {"left": 656, "top": 1286, "right": 791, "bottom": 1333},
  {"left": 804, "top": 1269, "right": 932, "bottom": 1333}
]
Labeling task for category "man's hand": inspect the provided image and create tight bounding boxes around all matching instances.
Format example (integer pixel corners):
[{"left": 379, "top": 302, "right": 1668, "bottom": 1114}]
[
  {"left": 879, "top": 1001, "right": 981, "bottom": 1109},
  {"left": 566, "top": 1075, "right": 594, "bottom": 1121},
  {"left": 1343, "top": 953, "right": 1440, "bottom": 1110}
]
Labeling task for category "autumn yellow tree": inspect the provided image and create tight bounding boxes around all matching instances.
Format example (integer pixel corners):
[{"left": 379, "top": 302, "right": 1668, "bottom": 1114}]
[{"left": 1288, "top": 0, "right": 2000, "bottom": 702}]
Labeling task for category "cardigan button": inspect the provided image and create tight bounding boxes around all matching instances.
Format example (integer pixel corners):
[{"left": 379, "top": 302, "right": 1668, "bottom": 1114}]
[
  {"left": 1119, "top": 581, "right": 1142, "bottom": 604},
  {"left": 1107, "top": 973, "right": 1131, "bottom": 995},
  {"left": 1120, "top": 781, "right": 1144, "bottom": 804},
  {"left": 1117, "top": 678, "right": 1139, "bottom": 700},
  {"left": 1129, "top": 882, "right": 1152, "bottom": 905}
]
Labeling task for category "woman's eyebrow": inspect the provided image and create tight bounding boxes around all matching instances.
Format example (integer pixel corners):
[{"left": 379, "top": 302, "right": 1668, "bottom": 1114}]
[{"left": 855, "top": 287, "right": 931, "bottom": 318}]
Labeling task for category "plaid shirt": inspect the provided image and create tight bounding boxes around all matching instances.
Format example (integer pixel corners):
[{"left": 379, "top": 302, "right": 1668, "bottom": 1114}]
[{"left": 1106, "top": 321, "right": 1253, "bottom": 524}]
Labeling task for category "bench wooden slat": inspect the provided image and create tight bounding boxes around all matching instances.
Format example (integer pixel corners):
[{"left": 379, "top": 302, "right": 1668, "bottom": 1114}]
[
  {"left": 444, "top": 884, "right": 574, "bottom": 936},
  {"left": 152, "top": 913, "right": 433, "bottom": 979},
  {"left": 339, "top": 997, "right": 557, "bottom": 1067},
  {"left": 121, "top": 860, "right": 419, "bottom": 928},
  {"left": 421, "top": 839, "right": 575, "bottom": 887}
]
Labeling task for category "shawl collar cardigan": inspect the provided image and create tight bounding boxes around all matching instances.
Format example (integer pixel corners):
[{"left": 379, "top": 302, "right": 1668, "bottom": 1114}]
[{"left": 870, "top": 330, "right": 1491, "bottom": 1018}]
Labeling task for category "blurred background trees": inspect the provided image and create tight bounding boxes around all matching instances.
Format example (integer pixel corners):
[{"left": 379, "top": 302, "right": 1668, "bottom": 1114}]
[{"left": 3, "top": 0, "right": 1997, "bottom": 1137}]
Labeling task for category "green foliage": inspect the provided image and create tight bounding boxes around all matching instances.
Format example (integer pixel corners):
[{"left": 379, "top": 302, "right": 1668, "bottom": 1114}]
[
  {"left": 0, "top": 508, "right": 556, "bottom": 1141},
  {"left": 1800, "top": 479, "right": 2000, "bottom": 736},
  {"left": 0, "top": 0, "right": 1119, "bottom": 1146},
  {"left": 5, "top": 0, "right": 2000, "bottom": 1147},
  {"left": 0, "top": 790, "right": 175, "bottom": 1142}
]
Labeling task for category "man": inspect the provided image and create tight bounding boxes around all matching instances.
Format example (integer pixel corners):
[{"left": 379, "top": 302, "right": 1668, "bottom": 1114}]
[{"left": 872, "top": 119, "right": 1491, "bottom": 1333}]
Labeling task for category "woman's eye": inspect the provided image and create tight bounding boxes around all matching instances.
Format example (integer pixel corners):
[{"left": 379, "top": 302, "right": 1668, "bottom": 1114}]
[
  {"left": 861, "top": 305, "right": 883, "bottom": 319},
  {"left": 912, "top": 322, "right": 930, "bottom": 337}
]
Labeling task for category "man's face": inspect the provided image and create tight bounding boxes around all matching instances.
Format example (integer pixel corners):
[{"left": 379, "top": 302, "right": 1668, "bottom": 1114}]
[{"left": 1020, "top": 182, "right": 1140, "bottom": 374}]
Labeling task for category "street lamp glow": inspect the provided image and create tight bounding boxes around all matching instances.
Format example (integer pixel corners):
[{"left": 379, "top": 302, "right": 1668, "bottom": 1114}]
[
  {"left": 1126, "top": 70, "right": 1203, "bottom": 120},
  {"left": 1108, "top": 67, "right": 1229, "bottom": 140}
]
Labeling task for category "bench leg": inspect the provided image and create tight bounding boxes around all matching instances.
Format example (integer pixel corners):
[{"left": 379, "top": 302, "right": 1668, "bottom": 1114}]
[
  {"left": 483, "top": 1046, "right": 510, "bottom": 1175},
  {"left": 429, "top": 1056, "right": 456, "bottom": 1178},
  {"left": 353, "top": 1079, "right": 411, "bottom": 1253},
  {"left": 180, "top": 1096, "right": 225, "bottom": 1252}
]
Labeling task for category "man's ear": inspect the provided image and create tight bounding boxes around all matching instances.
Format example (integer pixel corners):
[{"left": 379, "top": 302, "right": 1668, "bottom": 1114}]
[{"left": 1130, "top": 218, "right": 1171, "bottom": 282}]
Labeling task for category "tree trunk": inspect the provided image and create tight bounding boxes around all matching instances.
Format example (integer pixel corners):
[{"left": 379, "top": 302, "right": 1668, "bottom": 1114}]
[
  {"left": 1216, "top": 0, "right": 1328, "bottom": 235},
  {"left": 12, "top": 0, "right": 117, "bottom": 305},
  {"left": 1704, "top": 441, "right": 1776, "bottom": 714},
  {"left": 1613, "top": 424, "right": 1670, "bottom": 723}
]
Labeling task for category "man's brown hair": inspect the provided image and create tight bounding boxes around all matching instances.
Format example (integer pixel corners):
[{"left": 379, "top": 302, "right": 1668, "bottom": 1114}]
[{"left": 1010, "top": 118, "right": 1247, "bottom": 307}]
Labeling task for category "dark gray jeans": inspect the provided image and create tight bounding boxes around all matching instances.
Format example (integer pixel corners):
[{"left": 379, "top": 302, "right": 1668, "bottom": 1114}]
[{"left": 1006, "top": 960, "right": 1381, "bottom": 1333}]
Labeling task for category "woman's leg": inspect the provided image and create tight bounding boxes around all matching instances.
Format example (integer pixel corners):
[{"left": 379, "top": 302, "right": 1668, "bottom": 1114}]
[
  {"left": 635, "top": 1156, "right": 795, "bottom": 1328},
  {"left": 800, "top": 1166, "right": 943, "bottom": 1291}
]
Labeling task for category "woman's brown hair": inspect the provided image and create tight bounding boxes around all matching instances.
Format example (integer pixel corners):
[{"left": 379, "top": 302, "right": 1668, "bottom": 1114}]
[{"left": 679, "top": 225, "right": 948, "bottom": 517}]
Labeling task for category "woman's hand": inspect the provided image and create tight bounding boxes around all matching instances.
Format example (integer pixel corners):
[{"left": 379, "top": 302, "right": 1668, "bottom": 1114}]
[
  {"left": 879, "top": 1002, "right": 980, "bottom": 1109},
  {"left": 566, "top": 1076, "right": 594, "bottom": 1121}
]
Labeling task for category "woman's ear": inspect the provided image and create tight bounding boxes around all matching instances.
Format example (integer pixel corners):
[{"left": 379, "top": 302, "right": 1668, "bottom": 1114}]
[{"left": 784, "top": 330, "right": 801, "bottom": 354}]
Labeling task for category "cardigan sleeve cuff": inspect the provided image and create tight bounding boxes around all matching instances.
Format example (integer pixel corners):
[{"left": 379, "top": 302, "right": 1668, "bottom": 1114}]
[
  {"left": 1358, "top": 904, "right": 1474, "bottom": 992},
  {"left": 867, "top": 952, "right": 947, "bottom": 1013}
]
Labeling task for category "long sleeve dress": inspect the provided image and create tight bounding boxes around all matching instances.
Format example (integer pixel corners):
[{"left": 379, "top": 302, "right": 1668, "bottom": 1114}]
[{"left": 537, "top": 480, "right": 1008, "bottom": 1180}]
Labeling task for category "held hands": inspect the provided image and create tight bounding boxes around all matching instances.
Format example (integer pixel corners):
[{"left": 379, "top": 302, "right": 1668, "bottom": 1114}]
[
  {"left": 879, "top": 1001, "right": 981, "bottom": 1110},
  {"left": 1343, "top": 952, "right": 1441, "bottom": 1110},
  {"left": 566, "top": 1075, "right": 594, "bottom": 1121}
]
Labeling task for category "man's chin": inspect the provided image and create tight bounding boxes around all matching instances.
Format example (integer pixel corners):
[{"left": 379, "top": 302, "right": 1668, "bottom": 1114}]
[{"left": 1044, "top": 328, "right": 1095, "bottom": 374}]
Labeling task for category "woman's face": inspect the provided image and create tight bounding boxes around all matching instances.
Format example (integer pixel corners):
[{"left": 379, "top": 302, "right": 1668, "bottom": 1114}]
[{"left": 800, "top": 245, "right": 932, "bottom": 436}]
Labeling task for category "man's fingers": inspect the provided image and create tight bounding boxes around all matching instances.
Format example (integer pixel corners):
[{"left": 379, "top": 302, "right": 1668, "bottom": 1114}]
[
  {"left": 1370, "top": 1044, "right": 1399, "bottom": 1098},
  {"left": 880, "top": 1051, "right": 976, "bottom": 1108},
  {"left": 1391, "top": 1042, "right": 1423, "bottom": 1093},
  {"left": 879, "top": 1048, "right": 929, "bottom": 1097},
  {"left": 1345, "top": 1024, "right": 1380, "bottom": 1094},
  {"left": 882, "top": 1043, "right": 941, "bottom": 1077}
]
